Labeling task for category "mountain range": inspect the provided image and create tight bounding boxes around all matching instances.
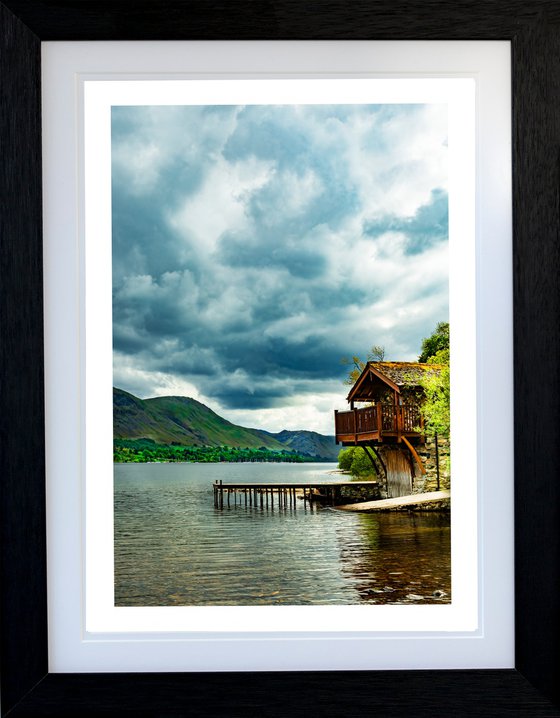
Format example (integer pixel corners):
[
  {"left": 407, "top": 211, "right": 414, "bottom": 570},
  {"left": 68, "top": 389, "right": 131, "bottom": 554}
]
[{"left": 113, "top": 388, "right": 339, "bottom": 460}]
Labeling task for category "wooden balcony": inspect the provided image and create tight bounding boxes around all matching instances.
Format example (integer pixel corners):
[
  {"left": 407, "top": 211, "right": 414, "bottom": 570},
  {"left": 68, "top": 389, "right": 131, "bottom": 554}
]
[{"left": 334, "top": 404, "right": 424, "bottom": 445}]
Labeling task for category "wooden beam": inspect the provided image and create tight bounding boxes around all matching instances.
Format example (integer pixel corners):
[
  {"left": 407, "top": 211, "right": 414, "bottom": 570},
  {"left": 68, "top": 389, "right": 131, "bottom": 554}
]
[
  {"left": 401, "top": 435, "right": 426, "bottom": 475},
  {"left": 362, "top": 444, "right": 388, "bottom": 486}
]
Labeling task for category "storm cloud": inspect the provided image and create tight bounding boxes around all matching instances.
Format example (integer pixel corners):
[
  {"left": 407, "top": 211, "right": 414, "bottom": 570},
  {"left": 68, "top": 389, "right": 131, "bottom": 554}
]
[{"left": 112, "top": 103, "right": 448, "bottom": 432}]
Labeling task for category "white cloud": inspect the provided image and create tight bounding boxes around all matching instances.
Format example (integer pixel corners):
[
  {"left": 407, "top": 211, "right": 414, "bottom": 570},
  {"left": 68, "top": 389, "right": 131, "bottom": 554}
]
[{"left": 168, "top": 155, "right": 275, "bottom": 253}]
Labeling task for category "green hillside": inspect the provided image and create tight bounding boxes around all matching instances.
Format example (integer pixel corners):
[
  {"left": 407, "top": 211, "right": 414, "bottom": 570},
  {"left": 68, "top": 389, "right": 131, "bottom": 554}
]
[
  {"left": 114, "top": 387, "right": 339, "bottom": 461},
  {"left": 113, "top": 388, "right": 287, "bottom": 450}
]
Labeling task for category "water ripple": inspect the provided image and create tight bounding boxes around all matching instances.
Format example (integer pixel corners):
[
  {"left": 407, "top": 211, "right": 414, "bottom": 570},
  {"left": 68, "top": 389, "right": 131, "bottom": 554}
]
[{"left": 114, "top": 462, "right": 451, "bottom": 606}]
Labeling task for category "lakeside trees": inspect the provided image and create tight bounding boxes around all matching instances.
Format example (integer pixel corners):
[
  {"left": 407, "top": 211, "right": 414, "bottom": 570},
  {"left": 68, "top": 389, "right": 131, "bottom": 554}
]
[
  {"left": 416, "top": 324, "right": 450, "bottom": 438},
  {"left": 114, "top": 439, "right": 326, "bottom": 464},
  {"left": 338, "top": 446, "right": 378, "bottom": 479},
  {"left": 418, "top": 321, "right": 449, "bottom": 363}
]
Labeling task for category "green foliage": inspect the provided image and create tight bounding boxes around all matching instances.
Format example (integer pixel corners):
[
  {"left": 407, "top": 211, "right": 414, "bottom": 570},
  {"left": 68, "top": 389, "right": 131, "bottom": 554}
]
[
  {"left": 114, "top": 439, "right": 324, "bottom": 464},
  {"left": 337, "top": 447, "right": 354, "bottom": 471},
  {"left": 337, "top": 447, "right": 377, "bottom": 479},
  {"left": 418, "top": 322, "right": 449, "bottom": 363},
  {"left": 418, "top": 348, "right": 450, "bottom": 438},
  {"left": 341, "top": 345, "right": 386, "bottom": 386}
]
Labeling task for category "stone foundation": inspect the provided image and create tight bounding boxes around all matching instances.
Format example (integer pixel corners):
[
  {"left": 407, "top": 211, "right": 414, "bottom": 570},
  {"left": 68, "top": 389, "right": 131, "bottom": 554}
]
[{"left": 413, "top": 435, "right": 450, "bottom": 494}]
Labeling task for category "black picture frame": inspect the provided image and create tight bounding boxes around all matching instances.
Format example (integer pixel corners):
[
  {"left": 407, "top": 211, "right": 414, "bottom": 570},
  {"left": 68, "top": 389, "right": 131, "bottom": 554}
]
[{"left": 1, "top": 2, "right": 560, "bottom": 716}]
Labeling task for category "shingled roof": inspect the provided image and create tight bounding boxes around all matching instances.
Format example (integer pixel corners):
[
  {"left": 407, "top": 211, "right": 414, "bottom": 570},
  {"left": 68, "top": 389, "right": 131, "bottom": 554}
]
[
  {"left": 347, "top": 361, "right": 444, "bottom": 402},
  {"left": 368, "top": 361, "right": 442, "bottom": 386}
]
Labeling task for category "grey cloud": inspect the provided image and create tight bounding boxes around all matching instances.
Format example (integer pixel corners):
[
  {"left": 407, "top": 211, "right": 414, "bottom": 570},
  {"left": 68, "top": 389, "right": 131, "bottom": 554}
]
[{"left": 364, "top": 188, "right": 448, "bottom": 254}]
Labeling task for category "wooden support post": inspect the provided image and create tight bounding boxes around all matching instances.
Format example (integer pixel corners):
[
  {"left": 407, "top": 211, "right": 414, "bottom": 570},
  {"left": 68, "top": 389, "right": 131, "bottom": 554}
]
[
  {"left": 402, "top": 435, "right": 426, "bottom": 476},
  {"left": 435, "top": 432, "right": 440, "bottom": 491},
  {"left": 334, "top": 409, "right": 339, "bottom": 444}
]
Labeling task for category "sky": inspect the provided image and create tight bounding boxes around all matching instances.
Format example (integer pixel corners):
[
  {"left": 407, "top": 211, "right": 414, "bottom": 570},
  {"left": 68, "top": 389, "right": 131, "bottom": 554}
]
[{"left": 111, "top": 103, "right": 448, "bottom": 434}]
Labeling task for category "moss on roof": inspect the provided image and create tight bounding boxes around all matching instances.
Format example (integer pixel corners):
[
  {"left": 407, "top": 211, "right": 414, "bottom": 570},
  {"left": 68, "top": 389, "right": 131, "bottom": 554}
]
[{"left": 369, "top": 361, "right": 443, "bottom": 387}]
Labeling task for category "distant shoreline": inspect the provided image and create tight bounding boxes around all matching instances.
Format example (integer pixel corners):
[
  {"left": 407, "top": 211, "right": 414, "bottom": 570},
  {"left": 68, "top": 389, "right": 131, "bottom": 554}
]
[{"left": 114, "top": 459, "right": 338, "bottom": 465}]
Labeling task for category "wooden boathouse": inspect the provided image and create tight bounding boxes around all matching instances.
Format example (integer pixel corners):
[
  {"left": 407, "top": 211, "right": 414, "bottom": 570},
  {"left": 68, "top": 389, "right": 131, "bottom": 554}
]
[{"left": 334, "top": 361, "right": 444, "bottom": 496}]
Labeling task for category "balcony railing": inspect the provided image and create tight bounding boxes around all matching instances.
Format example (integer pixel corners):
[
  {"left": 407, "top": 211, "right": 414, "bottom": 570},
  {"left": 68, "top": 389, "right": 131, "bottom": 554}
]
[{"left": 334, "top": 404, "right": 424, "bottom": 443}]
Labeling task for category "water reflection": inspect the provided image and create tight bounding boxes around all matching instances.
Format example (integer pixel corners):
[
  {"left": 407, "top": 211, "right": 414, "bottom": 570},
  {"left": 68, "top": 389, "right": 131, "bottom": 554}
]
[
  {"left": 336, "top": 512, "right": 451, "bottom": 604},
  {"left": 114, "top": 463, "right": 450, "bottom": 606}
]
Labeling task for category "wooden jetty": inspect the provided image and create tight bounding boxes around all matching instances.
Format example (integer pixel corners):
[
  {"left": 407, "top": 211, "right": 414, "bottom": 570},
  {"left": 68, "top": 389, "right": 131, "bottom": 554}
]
[{"left": 212, "top": 480, "right": 378, "bottom": 510}]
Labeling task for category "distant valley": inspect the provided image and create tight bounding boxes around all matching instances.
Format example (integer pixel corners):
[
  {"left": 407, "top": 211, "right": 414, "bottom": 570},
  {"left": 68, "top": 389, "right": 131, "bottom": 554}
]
[{"left": 113, "top": 388, "right": 339, "bottom": 461}]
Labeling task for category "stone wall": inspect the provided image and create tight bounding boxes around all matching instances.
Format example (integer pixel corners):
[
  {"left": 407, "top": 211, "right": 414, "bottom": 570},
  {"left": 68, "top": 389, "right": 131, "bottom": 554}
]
[{"left": 414, "top": 435, "right": 450, "bottom": 493}]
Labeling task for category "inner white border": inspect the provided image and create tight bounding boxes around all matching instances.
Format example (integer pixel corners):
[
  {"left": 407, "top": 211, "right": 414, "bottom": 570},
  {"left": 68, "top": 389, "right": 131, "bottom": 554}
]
[
  {"left": 85, "top": 77, "right": 474, "bottom": 634},
  {"left": 43, "top": 41, "right": 513, "bottom": 672}
]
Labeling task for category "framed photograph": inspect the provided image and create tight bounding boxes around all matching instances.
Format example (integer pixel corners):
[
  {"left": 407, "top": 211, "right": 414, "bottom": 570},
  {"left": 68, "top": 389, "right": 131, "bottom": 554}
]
[{"left": 1, "top": 2, "right": 559, "bottom": 716}]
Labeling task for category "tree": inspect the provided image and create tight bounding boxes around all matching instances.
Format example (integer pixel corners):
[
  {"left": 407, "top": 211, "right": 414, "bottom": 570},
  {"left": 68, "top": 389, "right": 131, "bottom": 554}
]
[
  {"left": 418, "top": 322, "right": 449, "bottom": 363},
  {"left": 418, "top": 347, "right": 450, "bottom": 438},
  {"left": 338, "top": 447, "right": 377, "bottom": 479},
  {"left": 341, "top": 345, "right": 386, "bottom": 386}
]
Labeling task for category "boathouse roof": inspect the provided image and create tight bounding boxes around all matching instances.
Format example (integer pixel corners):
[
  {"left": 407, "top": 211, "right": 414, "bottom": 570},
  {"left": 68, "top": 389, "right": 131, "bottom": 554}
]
[{"left": 347, "top": 361, "right": 443, "bottom": 403}]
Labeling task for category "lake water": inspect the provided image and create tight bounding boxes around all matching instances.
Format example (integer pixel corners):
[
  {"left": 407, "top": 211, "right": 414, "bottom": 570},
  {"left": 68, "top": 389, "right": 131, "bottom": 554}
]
[{"left": 114, "top": 462, "right": 451, "bottom": 606}]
